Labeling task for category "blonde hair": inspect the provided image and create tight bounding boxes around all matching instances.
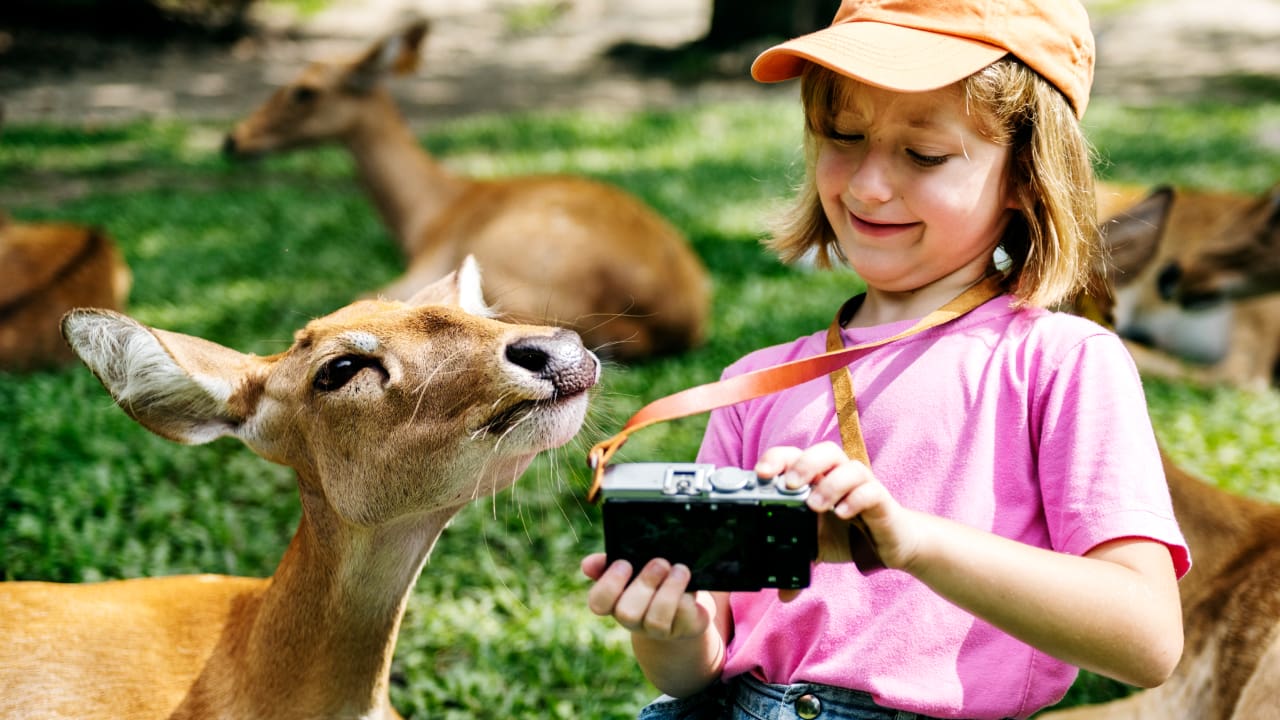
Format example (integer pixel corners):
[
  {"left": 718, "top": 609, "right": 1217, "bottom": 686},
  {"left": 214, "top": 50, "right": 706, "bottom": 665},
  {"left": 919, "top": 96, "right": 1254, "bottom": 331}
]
[{"left": 767, "top": 59, "right": 1099, "bottom": 309}]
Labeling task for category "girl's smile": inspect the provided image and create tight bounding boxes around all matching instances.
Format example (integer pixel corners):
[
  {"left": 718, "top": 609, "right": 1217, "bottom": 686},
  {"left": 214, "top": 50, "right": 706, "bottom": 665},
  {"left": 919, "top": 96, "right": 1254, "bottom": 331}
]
[{"left": 847, "top": 211, "right": 921, "bottom": 239}]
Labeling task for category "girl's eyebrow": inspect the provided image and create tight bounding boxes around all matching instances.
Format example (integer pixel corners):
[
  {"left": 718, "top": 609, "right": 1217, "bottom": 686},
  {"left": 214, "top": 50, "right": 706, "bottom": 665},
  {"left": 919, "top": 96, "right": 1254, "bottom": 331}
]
[{"left": 903, "top": 112, "right": 954, "bottom": 130}]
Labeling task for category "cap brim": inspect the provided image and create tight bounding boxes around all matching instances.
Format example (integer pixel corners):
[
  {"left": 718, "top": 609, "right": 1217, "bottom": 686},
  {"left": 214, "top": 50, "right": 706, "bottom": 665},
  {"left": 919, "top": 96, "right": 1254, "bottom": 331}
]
[{"left": 752, "top": 22, "right": 1008, "bottom": 92}]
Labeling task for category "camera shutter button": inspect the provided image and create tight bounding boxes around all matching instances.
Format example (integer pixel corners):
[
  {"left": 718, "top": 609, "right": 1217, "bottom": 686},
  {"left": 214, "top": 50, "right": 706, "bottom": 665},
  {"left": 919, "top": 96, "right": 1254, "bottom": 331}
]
[{"left": 709, "top": 468, "right": 752, "bottom": 493}]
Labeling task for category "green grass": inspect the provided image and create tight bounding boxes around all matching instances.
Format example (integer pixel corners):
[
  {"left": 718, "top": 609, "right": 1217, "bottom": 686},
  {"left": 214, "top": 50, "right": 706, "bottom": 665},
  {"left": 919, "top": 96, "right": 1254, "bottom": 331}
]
[{"left": 1, "top": 96, "right": 1278, "bottom": 718}]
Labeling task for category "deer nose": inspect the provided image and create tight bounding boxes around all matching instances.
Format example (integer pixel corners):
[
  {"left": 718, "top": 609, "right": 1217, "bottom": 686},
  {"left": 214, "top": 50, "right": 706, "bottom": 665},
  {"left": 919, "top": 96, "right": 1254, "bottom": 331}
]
[
  {"left": 506, "top": 330, "right": 599, "bottom": 396},
  {"left": 222, "top": 134, "right": 239, "bottom": 157}
]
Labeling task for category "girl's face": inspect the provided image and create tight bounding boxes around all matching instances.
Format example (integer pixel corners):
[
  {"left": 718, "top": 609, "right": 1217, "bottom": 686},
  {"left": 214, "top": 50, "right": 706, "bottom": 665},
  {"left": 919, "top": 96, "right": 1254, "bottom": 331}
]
[{"left": 815, "top": 80, "right": 1015, "bottom": 300}]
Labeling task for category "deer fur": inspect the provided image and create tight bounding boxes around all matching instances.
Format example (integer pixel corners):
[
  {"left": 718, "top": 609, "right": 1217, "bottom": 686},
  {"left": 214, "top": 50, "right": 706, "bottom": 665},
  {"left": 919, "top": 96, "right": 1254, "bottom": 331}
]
[
  {"left": 0, "top": 258, "right": 598, "bottom": 719},
  {"left": 1096, "top": 181, "right": 1280, "bottom": 391},
  {"left": 223, "top": 19, "right": 710, "bottom": 361},
  {"left": 0, "top": 218, "right": 131, "bottom": 372}
]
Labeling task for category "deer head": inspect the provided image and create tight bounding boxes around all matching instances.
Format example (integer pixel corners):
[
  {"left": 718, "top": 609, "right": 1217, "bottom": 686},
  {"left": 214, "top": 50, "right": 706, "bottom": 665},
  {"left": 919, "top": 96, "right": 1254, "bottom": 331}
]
[
  {"left": 223, "top": 20, "right": 429, "bottom": 157},
  {"left": 62, "top": 255, "right": 598, "bottom": 527}
]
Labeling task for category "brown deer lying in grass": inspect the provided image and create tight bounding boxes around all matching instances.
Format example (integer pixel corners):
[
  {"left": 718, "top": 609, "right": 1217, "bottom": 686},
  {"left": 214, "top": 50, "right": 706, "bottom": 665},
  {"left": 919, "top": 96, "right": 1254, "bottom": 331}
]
[
  {"left": 1037, "top": 241, "right": 1280, "bottom": 719},
  {"left": 1095, "top": 181, "right": 1280, "bottom": 391},
  {"left": 1158, "top": 181, "right": 1280, "bottom": 307},
  {"left": 0, "top": 215, "right": 131, "bottom": 371},
  {"left": 0, "top": 258, "right": 598, "bottom": 719},
  {"left": 223, "top": 20, "right": 710, "bottom": 362}
]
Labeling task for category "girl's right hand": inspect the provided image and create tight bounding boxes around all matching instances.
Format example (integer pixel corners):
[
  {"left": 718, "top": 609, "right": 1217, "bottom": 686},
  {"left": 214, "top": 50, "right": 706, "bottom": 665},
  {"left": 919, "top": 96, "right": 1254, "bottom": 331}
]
[{"left": 582, "top": 553, "right": 711, "bottom": 641}]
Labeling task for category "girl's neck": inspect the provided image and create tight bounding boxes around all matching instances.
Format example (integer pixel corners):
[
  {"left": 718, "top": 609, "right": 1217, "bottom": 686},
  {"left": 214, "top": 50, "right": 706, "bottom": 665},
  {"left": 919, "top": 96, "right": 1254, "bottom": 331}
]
[{"left": 847, "top": 266, "right": 997, "bottom": 328}]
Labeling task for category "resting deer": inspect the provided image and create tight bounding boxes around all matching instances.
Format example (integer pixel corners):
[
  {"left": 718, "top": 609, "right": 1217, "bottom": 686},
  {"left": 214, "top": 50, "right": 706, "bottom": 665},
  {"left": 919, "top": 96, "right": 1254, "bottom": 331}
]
[
  {"left": 0, "top": 216, "right": 131, "bottom": 371},
  {"left": 223, "top": 20, "right": 710, "bottom": 362},
  {"left": 1095, "top": 181, "right": 1280, "bottom": 391},
  {"left": 1157, "top": 181, "right": 1280, "bottom": 308},
  {"left": 1039, "top": 250, "right": 1280, "bottom": 720},
  {"left": 0, "top": 257, "right": 598, "bottom": 719}
]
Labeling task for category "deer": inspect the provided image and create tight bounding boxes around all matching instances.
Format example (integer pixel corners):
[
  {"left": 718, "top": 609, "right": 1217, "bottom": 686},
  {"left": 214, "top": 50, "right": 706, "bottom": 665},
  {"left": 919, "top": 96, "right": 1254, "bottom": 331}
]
[
  {"left": 0, "top": 257, "right": 598, "bottom": 719},
  {"left": 1035, "top": 237, "right": 1280, "bottom": 720},
  {"left": 222, "top": 19, "right": 711, "bottom": 362},
  {"left": 1157, "top": 181, "right": 1280, "bottom": 308},
  {"left": 1093, "top": 180, "right": 1280, "bottom": 391},
  {"left": 0, "top": 216, "right": 131, "bottom": 371}
]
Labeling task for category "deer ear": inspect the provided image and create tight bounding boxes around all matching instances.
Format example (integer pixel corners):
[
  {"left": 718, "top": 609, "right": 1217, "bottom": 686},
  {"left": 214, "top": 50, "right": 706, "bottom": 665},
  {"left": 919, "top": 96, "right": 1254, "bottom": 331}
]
[
  {"left": 347, "top": 19, "right": 430, "bottom": 92},
  {"left": 1102, "top": 186, "right": 1174, "bottom": 278},
  {"left": 406, "top": 255, "right": 493, "bottom": 317},
  {"left": 61, "top": 309, "right": 266, "bottom": 445},
  {"left": 391, "top": 19, "right": 430, "bottom": 74}
]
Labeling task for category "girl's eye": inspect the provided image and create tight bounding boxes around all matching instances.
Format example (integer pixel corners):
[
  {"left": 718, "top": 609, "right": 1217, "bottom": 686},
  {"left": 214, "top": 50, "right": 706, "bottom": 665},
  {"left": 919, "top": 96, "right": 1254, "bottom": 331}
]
[
  {"left": 907, "top": 149, "right": 948, "bottom": 167},
  {"left": 825, "top": 130, "right": 864, "bottom": 145},
  {"left": 313, "top": 355, "right": 386, "bottom": 392}
]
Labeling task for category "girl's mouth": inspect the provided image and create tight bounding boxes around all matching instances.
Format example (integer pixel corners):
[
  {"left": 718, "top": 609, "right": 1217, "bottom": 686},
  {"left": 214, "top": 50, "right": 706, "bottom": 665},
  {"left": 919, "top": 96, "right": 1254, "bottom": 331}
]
[{"left": 850, "top": 212, "right": 918, "bottom": 238}]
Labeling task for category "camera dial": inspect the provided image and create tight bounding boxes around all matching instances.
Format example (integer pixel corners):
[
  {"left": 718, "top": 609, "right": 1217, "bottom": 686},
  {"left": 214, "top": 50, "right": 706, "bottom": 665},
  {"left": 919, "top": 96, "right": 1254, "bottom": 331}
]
[{"left": 709, "top": 468, "right": 754, "bottom": 492}]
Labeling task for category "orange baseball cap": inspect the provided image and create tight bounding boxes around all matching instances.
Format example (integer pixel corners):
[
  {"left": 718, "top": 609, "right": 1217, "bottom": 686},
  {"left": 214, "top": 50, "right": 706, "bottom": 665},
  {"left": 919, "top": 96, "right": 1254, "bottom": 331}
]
[{"left": 751, "top": 0, "right": 1095, "bottom": 118}]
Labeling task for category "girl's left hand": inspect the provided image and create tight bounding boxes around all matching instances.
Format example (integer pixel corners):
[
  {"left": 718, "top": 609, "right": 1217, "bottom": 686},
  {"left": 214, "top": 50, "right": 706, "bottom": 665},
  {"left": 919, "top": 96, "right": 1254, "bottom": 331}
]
[{"left": 756, "top": 442, "right": 921, "bottom": 570}]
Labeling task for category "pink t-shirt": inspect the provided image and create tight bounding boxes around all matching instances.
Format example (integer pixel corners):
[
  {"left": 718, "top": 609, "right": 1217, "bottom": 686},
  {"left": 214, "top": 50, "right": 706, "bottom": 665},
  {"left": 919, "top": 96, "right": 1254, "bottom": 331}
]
[{"left": 697, "top": 295, "right": 1190, "bottom": 720}]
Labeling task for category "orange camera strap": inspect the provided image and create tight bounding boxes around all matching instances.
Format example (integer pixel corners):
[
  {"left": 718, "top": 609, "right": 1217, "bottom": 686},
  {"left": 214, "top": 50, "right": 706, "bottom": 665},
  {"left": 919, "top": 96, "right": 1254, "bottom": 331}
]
[{"left": 585, "top": 274, "right": 1005, "bottom": 567}]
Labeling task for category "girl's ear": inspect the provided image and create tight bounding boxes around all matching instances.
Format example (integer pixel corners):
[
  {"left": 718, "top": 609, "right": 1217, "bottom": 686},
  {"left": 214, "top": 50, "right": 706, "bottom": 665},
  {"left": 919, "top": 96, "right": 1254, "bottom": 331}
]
[{"left": 1003, "top": 163, "right": 1023, "bottom": 211}]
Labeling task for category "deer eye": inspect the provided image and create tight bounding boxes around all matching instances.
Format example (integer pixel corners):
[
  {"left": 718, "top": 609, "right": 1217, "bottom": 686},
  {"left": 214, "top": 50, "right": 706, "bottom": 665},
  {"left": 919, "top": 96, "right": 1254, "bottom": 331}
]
[
  {"left": 291, "top": 86, "right": 319, "bottom": 105},
  {"left": 313, "top": 355, "right": 385, "bottom": 392}
]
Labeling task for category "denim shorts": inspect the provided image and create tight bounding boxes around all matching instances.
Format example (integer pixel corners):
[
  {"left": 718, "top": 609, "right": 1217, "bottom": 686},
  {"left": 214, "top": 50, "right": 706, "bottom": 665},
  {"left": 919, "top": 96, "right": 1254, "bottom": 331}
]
[{"left": 638, "top": 674, "right": 927, "bottom": 720}]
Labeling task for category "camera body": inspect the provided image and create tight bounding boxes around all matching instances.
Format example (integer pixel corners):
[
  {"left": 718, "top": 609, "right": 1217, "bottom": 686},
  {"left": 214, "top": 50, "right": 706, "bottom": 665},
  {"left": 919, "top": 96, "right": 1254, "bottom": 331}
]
[{"left": 599, "top": 462, "right": 817, "bottom": 591}]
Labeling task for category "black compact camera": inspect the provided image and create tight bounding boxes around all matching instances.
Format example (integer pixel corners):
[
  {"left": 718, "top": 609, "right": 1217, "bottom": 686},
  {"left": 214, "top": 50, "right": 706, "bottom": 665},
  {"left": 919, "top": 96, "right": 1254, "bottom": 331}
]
[{"left": 599, "top": 462, "right": 817, "bottom": 591}]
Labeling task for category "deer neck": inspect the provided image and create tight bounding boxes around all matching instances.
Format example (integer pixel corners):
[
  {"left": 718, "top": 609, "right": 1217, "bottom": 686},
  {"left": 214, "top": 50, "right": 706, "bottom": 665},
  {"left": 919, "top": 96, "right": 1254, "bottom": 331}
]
[
  {"left": 345, "top": 92, "right": 469, "bottom": 258},
  {"left": 210, "top": 485, "right": 460, "bottom": 718}
]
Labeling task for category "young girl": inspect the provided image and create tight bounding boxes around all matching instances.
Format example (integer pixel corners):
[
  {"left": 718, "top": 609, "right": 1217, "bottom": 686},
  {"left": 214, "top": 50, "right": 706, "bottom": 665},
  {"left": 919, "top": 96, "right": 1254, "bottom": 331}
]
[
  {"left": 582, "top": 1, "right": 1189, "bottom": 719},
  {"left": 586, "top": 1, "right": 1182, "bottom": 717}
]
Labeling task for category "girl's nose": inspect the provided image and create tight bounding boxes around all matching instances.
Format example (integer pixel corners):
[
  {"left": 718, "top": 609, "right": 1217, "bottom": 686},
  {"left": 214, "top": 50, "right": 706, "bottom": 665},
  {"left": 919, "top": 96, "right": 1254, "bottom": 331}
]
[{"left": 848, "top": 148, "right": 894, "bottom": 205}]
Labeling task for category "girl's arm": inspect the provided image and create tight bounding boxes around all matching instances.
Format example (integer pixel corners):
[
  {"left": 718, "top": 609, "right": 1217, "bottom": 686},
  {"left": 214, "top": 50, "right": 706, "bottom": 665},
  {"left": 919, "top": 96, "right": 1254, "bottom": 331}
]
[
  {"left": 582, "top": 554, "right": 733, "bottom": 697},
  {"left": 759, "top": 443, "right": 1184, "bottom": 689},
  {"left": 899, "top": 511, "right": 1181, "bottom": 687}
]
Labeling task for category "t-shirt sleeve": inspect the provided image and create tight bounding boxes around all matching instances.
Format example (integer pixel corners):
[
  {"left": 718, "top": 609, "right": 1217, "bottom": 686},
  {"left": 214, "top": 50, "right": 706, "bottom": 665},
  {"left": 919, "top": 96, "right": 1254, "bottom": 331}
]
[{"left": 1034, "top": 329, "right": 1191, "bottom": 578}]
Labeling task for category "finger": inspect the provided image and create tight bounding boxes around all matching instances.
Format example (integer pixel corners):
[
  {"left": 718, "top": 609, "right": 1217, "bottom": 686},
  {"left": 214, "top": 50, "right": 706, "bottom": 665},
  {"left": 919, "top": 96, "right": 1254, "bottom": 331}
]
[
  {"left": 581, "top": 552, "right": 608, "bottom": 581},
  {"left": 781, "top": 441, "right": 849, "bottom": 491},
  {"left": 755, "top": 446, "right": 802, "bottom": 480},
  {"left": 833, "top": 475, "right": 889, "bottom": 520},
  {"left": 669, "top": 587, "right": 712, "bottom": 637},
  {"left": 642, "top": 563, "right": 694, "bottom": 636},
  {"left": 806, "top": 458, "right": 870, "bottom": 513},
  {"left": 586, "top": 559, "right": 633, "bottom": 617},
  {"left": 613, "top": 558, "right": 673, "bottom": 631}
]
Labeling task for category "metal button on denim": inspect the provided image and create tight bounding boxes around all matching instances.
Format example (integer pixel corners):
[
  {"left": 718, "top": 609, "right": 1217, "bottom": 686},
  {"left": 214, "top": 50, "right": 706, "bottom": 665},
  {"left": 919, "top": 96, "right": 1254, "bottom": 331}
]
[{"left": 795, "top": 693, "right": 822, "bottom": 718}]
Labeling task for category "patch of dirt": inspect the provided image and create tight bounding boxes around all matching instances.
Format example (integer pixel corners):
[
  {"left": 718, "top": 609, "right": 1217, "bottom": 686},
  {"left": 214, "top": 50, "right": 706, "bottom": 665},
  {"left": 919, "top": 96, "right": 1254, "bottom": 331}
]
[{"left": 2, "top": 0, "right": 1279, "bottom": 133}]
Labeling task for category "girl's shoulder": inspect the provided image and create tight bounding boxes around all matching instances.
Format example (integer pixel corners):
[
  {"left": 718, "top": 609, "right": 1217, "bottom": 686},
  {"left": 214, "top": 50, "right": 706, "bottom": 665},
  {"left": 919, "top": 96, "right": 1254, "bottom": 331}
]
[
  {"left": 994, "top": 300, "right": 1123, "bottom": 351},
  {"left": 966, "top": 298, "right": 1135, "bottom": 378}
]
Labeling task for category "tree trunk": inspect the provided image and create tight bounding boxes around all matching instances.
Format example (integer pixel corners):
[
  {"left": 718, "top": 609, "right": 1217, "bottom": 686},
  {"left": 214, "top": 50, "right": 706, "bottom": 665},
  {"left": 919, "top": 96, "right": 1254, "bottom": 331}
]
[{"left": 701, "top": 0, "right": 838, "bottom": 49}]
